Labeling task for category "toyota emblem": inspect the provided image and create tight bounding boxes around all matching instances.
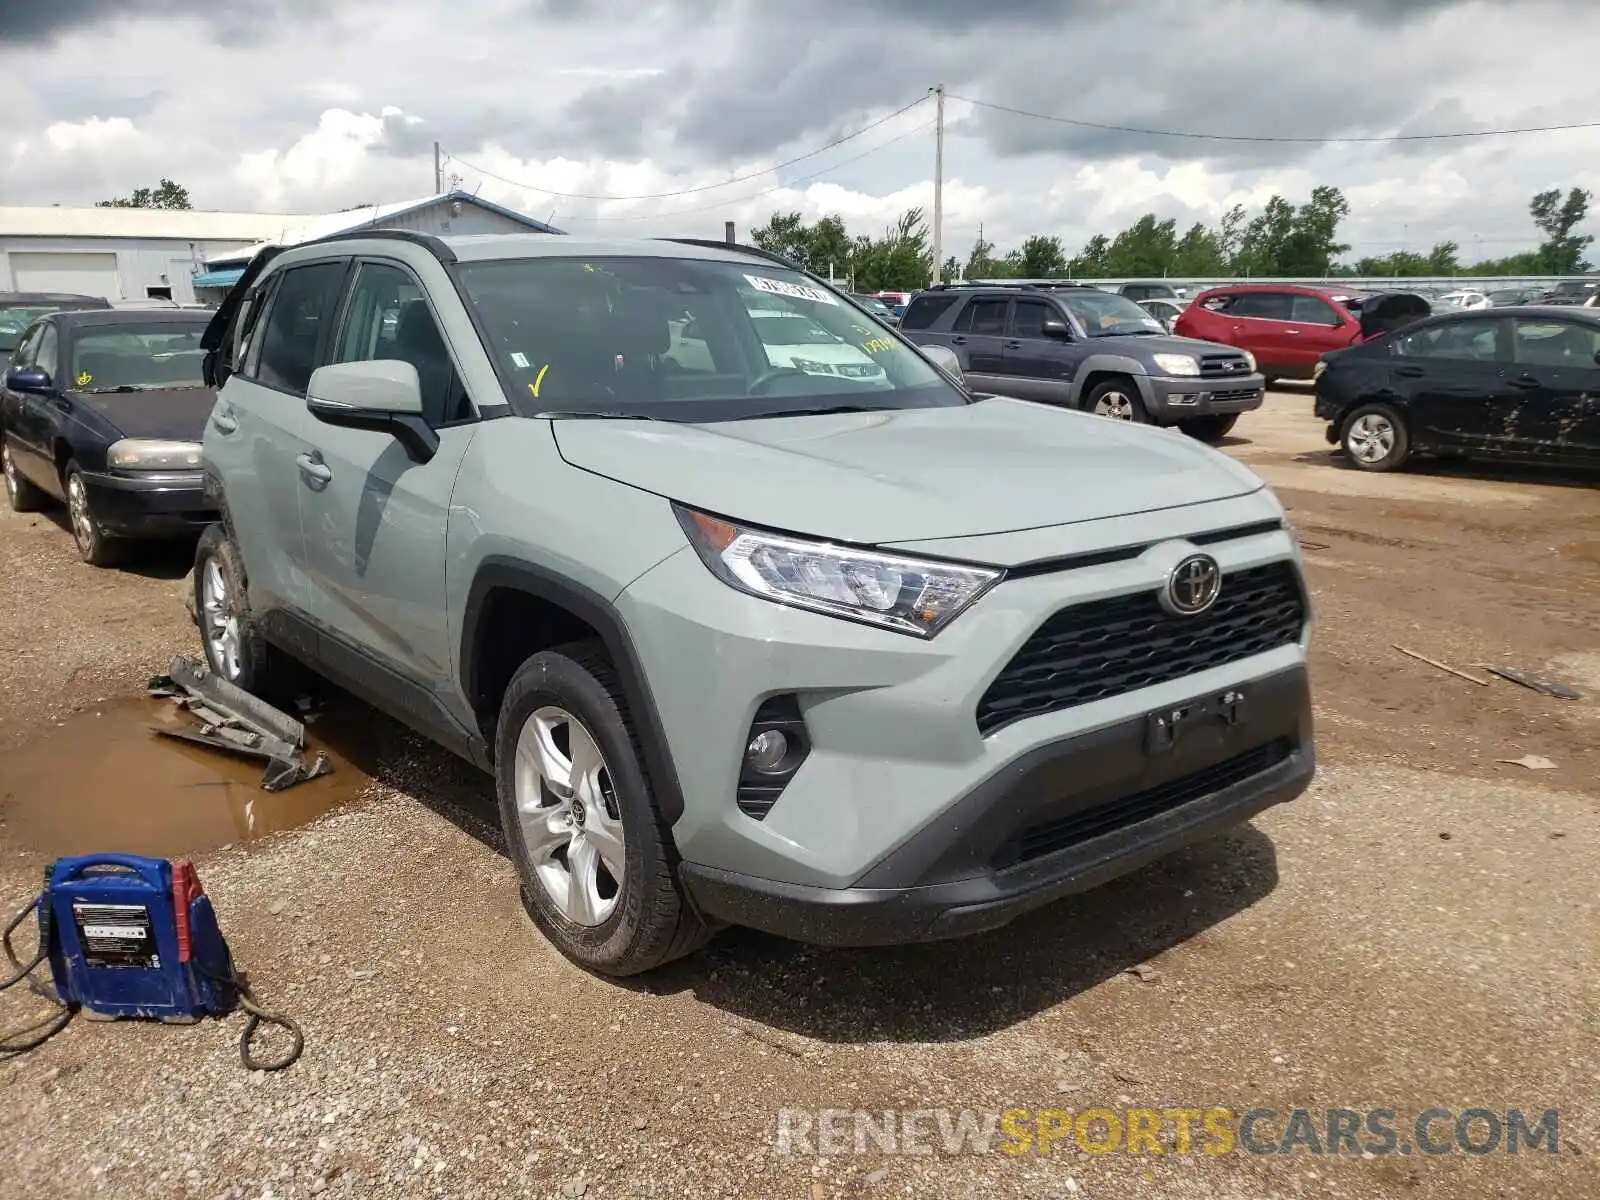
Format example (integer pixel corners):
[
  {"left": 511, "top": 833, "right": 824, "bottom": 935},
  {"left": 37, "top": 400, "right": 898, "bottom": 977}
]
[{"left": 1162, "top": 553, "right": 1222, "bottom": 616}]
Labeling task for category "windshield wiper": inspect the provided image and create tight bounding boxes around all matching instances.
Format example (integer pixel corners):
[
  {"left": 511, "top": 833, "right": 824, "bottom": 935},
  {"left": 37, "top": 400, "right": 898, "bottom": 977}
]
[
  {"left": 81, "top": 383, "right": 173, "bottom": 393},
  {"left": 534, "top": 410, "right": 659, "bottom": 421},
  {"left": 738, "top": 404, "right": 889, "bottom": 420}
]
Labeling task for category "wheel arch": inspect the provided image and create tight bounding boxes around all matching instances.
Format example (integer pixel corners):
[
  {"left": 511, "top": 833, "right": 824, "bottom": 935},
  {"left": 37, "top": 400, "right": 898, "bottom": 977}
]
[
  {"left": 1071, "top": 355, "right": 1155, "bottom": 415},
  {"left": 460, "top": 557, "right": 688, "bottom": 825}
]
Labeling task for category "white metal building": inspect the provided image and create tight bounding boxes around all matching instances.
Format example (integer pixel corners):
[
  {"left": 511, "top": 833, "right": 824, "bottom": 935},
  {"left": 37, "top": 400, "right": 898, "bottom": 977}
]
[{"left": 0, "top": 191, "right": 562, "bottom": 305}]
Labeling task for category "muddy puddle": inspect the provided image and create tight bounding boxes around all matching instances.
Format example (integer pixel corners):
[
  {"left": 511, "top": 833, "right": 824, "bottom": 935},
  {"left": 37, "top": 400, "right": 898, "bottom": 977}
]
[{"left": 0, "top": 697, "right": 373, "bottom": 857}]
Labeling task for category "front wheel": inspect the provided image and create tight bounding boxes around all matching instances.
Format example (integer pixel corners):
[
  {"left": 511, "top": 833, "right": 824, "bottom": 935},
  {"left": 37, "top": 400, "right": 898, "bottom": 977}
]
[
  {"left": 496, "top": 643, "right": 710, "bottom": 976},
  {"left": 193, "top": 524, "right": 289, "bottom": 695},
  {"left": 64, "top": 461, "right": 126, "bottom": 566},
  {"left": 1178, "top": 414, "right": 1239, "bottom": 443},
  {"left": 1340, "top": 402, "right": 1410, "bottom": 471},
  {"left": 1085, "top": 379, "right": 1146, "bottom": 422}
]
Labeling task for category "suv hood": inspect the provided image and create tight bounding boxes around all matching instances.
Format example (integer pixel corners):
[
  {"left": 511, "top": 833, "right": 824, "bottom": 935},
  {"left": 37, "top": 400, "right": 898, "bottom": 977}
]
[
  {"left": 1097, "top": 332, "right": 1240, "bottom": 358},
  {"left": 552, "top": 397, "right": 1264, "bottom": 545}
]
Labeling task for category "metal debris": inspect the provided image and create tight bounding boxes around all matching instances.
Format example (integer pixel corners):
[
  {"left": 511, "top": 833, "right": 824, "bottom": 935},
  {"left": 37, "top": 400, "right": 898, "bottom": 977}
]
[
  {"left": 1392, "top": 644, "right": 1491, "bottom": 687},
  {"left": 1496, "top": 755, "right": 1558, "bottom": 771},
  {"left": 1482, "top": 665, "right": 1582, "bottom": 701},
  {"left": 147, "top": 656, "right": 330, "bottom": 792}
]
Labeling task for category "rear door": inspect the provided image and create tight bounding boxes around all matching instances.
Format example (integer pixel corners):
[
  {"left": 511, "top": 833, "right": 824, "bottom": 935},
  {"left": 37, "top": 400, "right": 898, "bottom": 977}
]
[
  {"left": 298, "top": 258, "right": 477, "bottom": 686},
  {"left": 205, "top": 257, "right": 350, "bottom": 623},
  {"left": 0, "top": 321, "right": 57, "bottom": 491},
  {"left": 1223, "top": 291, "right": 1297, "bottom": 373},
  {"left": 951, "top": 297, "right": 1010, "bottom": 387},
  {"left": 999, "top": 297, "right": 1077, "bottom": 403},
  {"left": 1509, "top": 316, "right": 1600, "bottom": 459}
]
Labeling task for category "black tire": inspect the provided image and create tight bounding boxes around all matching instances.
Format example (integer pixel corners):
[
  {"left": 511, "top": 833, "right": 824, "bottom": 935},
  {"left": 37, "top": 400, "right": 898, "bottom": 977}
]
[
  {"left": 192, "top": 524, "right": 290, "bottom": 696},
  {"left": 63, "top": 460, "right": 126, "bottom": 567},
  {"left": 1262, "top": 375, "right": 1279, "bottom": 390},
  {"left": 1339, "top": 402, "right": 1411, "bottom": 472},
  {"left": 495, "top": 641, "right": 710, "bottom": 976},
  {"left": 1, "top": 436, "right": 47, "bottom": 512},
  {"left": 1084, "top": 378, "right": 1147, "bottom": 422},
  {"left": 1178, "top": 414, "right": 1239, "bottom": 443}
]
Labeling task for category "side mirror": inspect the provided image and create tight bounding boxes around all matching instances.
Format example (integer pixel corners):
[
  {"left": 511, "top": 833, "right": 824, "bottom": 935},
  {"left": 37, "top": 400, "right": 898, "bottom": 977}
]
[
  {"left": 920, "top": 344, "right": 965, "bottom": 386},
  {"left": 1041, "top": 319, "right": 1072, "bottom": 340},
  {"left": 5, "top": 367, "right": 52, "bottom": 394},
  {"left": 305, "top": 360, "right": 437, "bottom": 463}
]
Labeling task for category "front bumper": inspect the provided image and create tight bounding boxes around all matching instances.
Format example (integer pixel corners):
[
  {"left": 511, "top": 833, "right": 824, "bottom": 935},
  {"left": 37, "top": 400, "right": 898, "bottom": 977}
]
[
  {"left": 1146, "top": 372, "right": 1266, "bottom": 419},
  {"left": 616, "top": 500, "right": 1312, "bottom": 923},
  {"left": 80, "top": 469, "right": 216, "bottom": 537},
  {"left": 682, "top": 665, "right": 1312, "bottom": 946}
]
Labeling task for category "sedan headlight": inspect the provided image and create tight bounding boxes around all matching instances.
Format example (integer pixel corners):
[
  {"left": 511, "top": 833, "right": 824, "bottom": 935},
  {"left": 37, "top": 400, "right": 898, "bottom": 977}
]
[
  {"left": 107, "top": 438, "right": 203, "bottom": 470},
  {"left": 1312, "top": 359, "right": 1328, "bottom": 381},
  {"left": 675, "top": 505, "right": 1001, "bottom": 638},
  {"left": 1151, "top": 353, "right": 1200, "bottom": 377},
  {"left": 788, "top": 358, "right": 834, "bottom": 376}
]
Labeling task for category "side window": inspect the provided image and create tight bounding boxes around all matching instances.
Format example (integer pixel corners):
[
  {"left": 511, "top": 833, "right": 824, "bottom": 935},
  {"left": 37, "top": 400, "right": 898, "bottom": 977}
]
[
  {"left": 334, "top": 261, "right": 470, "bottom": 426},
  {"left": 899, "top": 294, "right": 958, "bottom": 331},
  {"left": 957, "top": 298, "right": 1009, "bottom": 335},
  {"left": 9, "top": 323, "right": 41, "bottom": 369},
  {"left": 35, "top": 326, "right": 59, "bottom": 380},
  {"left": 255, "top": 261, "right": 347, "bottom": 396},
  {"left": 1200, "top": 294, "right": 1236, "bottom": 313},
  {"left": 1291, "top": 295, "right": 1342, "bottom": 326},
  {"left": 1010, "top": 300, "right": 1056, "bottom": 339},
  {"left": 1230, "top": 292, "right": 1294, "bottom": 320},
  {"left": 232, "top": 275, "right": 277, "bottom": 378},
  {"left": 1393, "top": 319, "right": 1499, "bottom": 362},
  {"left": 1513, "top": 318, "right": 1600, "bottom": 369}
]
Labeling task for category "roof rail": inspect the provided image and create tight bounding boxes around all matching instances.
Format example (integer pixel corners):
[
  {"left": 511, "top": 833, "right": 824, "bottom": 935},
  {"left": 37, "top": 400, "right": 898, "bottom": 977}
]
[
  {"left": 296, "top": 227, "right": 458, "bottom": 263},
  {"left": 657, "top": 237, "right": 804, "bottom": 272},
  {"left": 925, "top": 280, "right": 1090, "bottom": 292}
]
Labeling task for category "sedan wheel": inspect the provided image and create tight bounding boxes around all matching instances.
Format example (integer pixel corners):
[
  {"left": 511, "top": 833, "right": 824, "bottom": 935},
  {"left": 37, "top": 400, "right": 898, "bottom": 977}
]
[
  {"left": 199, "top": 556, "right": 243, "bottom": 682},
  {"left": 1341, "top": 403, "right": 1411, "bottom": 472},
  {"left": 64, "top": 463, "right": 123, "bottom": 566},
  {"left": 513, "top": 705, "right": 627, "bottom": 928}
]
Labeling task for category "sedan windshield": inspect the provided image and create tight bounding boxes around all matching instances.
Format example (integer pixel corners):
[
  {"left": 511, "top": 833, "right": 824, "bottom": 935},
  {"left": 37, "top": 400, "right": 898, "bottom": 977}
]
[
  {"left": 70, "top": 325, "right": 208, "bottom": 391},
  {"left": 1058, "top": 290, "right": 1168, "bottom": 337},
  {"left": 456, "top": 256, "right": 963, "bottom": 421},
  {"left": 0, "top": 306, "right": 59, "bottom": 353}
]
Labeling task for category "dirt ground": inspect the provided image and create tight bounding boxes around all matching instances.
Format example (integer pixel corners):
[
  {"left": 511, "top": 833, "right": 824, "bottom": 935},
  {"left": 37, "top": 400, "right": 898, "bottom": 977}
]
[{"left": 2, "top": 392, "right": 1596, "bottom": 1199}]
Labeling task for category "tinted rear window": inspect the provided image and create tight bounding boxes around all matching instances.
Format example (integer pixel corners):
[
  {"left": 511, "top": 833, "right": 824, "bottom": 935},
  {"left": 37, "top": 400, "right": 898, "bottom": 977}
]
[{"left": 899, "top": 293, "right": 959, "bottom": 330}]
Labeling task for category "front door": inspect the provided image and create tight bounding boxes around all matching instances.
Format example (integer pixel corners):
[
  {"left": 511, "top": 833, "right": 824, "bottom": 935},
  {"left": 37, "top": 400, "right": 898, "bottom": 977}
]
[
  {"left": 1288, "top": 293, "right": 1357, "bottom": 371},
  {"left": 1000, "top": 297, "right": 1078, "bottom": 404},
  {"left": 298, "top": 259, "right": 475, "bottom": 690},
  {"left": 951, "top": 297, "right": 1010, "bottom": 389},
  {"left": 1391, "top": 316, "right": 1513, "bottom": 450}
]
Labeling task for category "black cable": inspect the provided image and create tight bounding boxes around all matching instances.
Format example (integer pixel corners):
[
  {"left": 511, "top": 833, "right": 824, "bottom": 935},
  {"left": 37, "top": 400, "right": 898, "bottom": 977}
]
[
  {"left": 1, "top": 893, "right": 73, "bottom": 1057},
  {"left": 196, "top": 962, "right": 304, "bottom": 1072},
  {"left": 2, "top": 895, "right": 48, "bottom": 990}
]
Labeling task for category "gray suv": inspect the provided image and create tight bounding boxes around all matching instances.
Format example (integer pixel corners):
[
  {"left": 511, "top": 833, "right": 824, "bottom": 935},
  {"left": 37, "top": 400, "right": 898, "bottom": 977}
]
[
  {"left": 901, "top": 284, "right": 1264, "bottom": 442},
  {"left": 195, "top": 231, "right": 1314, "bottom": 976}
]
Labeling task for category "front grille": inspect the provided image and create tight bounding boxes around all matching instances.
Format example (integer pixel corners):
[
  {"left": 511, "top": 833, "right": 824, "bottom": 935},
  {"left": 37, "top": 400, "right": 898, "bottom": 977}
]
[
  {"left": 1206, "top": 387, "right": 1262, "bottom": 403},
  {"left": 993, "top": 739, "right": 1293, "bottom": 868},
  {"left": 976, "top": 561, "right": 1305, "bottom": 736},
  {"left": 1199, "top": 354, "right": 1252, "bottom": 378}
]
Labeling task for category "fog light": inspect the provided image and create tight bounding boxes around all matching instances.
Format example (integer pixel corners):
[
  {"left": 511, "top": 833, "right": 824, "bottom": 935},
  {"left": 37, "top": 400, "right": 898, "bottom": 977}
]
[
  {"left": 746, "top": 729, "right": 790, "bottom": 774},
  {"left": 1168, "top": 392, "right": 1201, "bottom": 406}
]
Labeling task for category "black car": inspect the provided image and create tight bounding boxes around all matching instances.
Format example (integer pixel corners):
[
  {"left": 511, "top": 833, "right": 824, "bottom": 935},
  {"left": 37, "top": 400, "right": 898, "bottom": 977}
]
[
  {"left": 0, "top": 292, "right": 111, "bottom": 363},
  {"left": 850, "top": 294, "right": 899, "bottom": 326},
  {"left": 1313, "top": 306, "right": 1600, "bottom": 472},
  {"left": 900, "top": 282, "right": 1263, "bottom": 441},
  {"left": 1, "top": 309, "right": 217, "bottom": 565}
]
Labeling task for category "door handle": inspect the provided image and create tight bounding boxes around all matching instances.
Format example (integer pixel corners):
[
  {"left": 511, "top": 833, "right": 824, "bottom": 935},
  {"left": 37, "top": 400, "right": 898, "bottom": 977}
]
[
  {"left": 1283, "top": 328, "right": 1301, "bottom": 335},
  {"left": 1002, "top": 339, "right": 1022, "bottom": 349},
  {"left": 295, "top": 452, "right": 333, "bottom": 484},
  {"left": 211, "top": 410, "right": 239, "bottom": 435},
  {"left": 1393, "top": 365, "right": 1425, "bottom": 378},
  {"left": 1507, "top": 374, "right": 1542, "bottom": 390},
  {"left": 949, "top": 336, "right": 967, "bottom": 345}
]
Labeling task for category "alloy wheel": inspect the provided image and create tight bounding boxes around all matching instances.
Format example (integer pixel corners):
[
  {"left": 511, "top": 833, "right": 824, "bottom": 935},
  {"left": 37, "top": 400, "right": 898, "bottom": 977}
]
[
  {"left": 1, "top": 445, "right": 17, "bottom": 504},
  {"left": 200, "top": 557, "right": 243, "bottom": 681},
  {"left": 513, "top": 706, "right": 626, "bottom": 927},
  {"left": 1346, "top": 413, "right": 1396, "bottom": 465},
  {"left": 1094, "top": 390, "right": 1137, "bottom": 420},
  {"left": 66, "top": 473, "right": 96, "bottom": 555}
]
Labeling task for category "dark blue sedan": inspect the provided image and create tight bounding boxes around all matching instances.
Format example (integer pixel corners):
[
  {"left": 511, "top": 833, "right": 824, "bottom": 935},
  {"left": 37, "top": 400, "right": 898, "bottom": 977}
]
[{"left": 1, "top": 309, "right": 218, "bottom": 566}]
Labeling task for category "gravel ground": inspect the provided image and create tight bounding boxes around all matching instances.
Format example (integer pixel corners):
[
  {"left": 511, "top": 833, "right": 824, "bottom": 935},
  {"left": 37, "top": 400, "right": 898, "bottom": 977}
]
[{"left": 2, "top": 394, "right": 1596, "bottom": 1199}]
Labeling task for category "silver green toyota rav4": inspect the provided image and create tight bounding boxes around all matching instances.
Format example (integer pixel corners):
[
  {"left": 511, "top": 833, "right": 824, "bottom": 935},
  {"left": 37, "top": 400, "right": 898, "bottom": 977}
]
[{"left": 195, "top": 231, "right": 1314, "bottom": 976}]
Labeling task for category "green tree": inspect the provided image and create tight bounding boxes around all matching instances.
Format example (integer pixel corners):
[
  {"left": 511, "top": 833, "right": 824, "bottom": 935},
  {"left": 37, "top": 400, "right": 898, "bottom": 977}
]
[
  {"left": 1068, "top": 234, "right": 1110, "bottom": 277},
  {"left": 1172, "top": 222, "right": 1227, "bottom": 276},
  {"left": 851, "top": 208, "right": 932, "bottom": 292},
  {"left": 1217, "top": 204, "right": 1248, "bottom": 268},
  {"left": 1279, "top": 186, "right": 1350, "bottom": 275},
  {"left": 964, "top": 226, "right": 1001, "bottom": 280},
  {"left": 1104, "top": 214, "right": 1178, "bottom": 277},
  {"left": 96, "top": 178, "right": 192, "bottom": 210},
  {"left": 1017, "top": 234, "right": 1069, "bottom": 278},
  {"left": 749, "top": 212, "right": 812, "bottom": 264},
  {"left": 940, "top": 256, "right": 960, "bottom": 284},
  {"left": 1233, "top": 196, "right": 1295, "bottom": 275},
  {"left": 1530, "top": 187, "right": 1593, "bottom": 273}
]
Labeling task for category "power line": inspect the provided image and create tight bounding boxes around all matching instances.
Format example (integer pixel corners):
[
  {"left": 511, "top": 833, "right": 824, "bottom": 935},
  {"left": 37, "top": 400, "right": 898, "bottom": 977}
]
[
  {"left": 947, "top": 93, "right": 1600, "bottom": 144},
  {"left": 444, "top": 95, "right": 930, "bottom": 202},
  {"left": 552, "top": 119, "right": 937, "bottom": 222}
]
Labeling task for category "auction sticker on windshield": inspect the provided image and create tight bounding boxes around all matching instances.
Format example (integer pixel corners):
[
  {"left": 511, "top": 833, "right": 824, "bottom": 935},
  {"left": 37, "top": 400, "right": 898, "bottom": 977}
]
[{"left": 745, "top": 275, "right": 838, "bottom": 306}]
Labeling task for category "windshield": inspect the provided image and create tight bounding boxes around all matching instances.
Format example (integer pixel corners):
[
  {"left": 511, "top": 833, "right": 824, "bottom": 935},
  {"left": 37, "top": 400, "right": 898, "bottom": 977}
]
[
  {"left": 0, "top": 306, "right": 59, "bottom": 353},
  {"left": 70, "top": 324, "right": 208, "bottom": 391},
  {"left": 1058, "top": 290, "right": 1167, "bottom": 337},
  {"left": 456, "top": 256, "right": 963, "bottom": 421}
]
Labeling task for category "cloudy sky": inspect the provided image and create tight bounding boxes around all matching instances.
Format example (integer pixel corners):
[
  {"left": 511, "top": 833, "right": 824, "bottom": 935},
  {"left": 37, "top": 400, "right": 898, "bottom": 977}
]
[{"left": 2, "top": 0, "right": 1597, "bottom": 264}]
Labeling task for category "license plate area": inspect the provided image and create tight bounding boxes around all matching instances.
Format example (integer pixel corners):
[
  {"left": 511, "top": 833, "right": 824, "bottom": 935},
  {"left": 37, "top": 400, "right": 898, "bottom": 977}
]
[{"left": 1145, "top": 687, "right": 1247, "bottom": 756}]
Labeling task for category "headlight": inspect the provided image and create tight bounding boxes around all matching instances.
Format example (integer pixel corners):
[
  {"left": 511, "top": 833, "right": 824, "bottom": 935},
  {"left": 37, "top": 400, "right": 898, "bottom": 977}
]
[
  {"left": 675, "top": 505, "right": 1001, "bottom": 638},
  {"left": 1243, "top": 350, "right": 1257, "bottom": 372},
  {"left": 788, "top": 358, "right": 833, "bottom": 375},
  {"left": 1312, "top": 360, "right": 1327, "bottom": 381},
  {"left": 107, "top": 438, "right": 203, "bottom": 470},
  {"left": 1151, "top": 353, "right": 1200, "bottom": 377}
]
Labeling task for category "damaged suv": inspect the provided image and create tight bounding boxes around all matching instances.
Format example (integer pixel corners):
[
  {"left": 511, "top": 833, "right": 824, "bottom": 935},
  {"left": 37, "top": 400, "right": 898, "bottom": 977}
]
[{"left": 196, "top": 232, "right": 1314, "bottom": 976}]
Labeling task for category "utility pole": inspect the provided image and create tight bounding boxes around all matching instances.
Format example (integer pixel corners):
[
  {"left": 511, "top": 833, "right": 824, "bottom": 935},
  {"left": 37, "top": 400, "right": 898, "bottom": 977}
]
[
  {"left": 434, "top": 142, "right": 443, "bottom": 194},
  {"left": 931, "top": 84, "right": 945, "bottom": 288}
]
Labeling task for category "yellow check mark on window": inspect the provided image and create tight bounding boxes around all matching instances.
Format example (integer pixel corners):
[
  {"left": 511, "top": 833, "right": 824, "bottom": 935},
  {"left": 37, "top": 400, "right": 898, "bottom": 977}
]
[{"left": 527, "top": 363, "right": 550, "bottom": 398}]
